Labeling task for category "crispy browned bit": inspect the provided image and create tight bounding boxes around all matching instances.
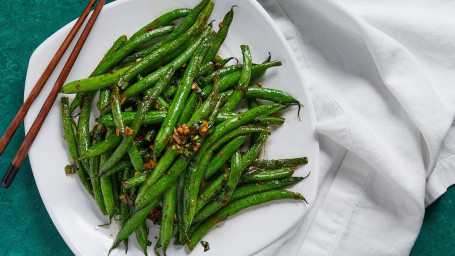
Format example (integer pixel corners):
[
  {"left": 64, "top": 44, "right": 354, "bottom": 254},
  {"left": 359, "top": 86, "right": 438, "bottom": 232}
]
[
  {"left": 172, "top": 144, "right": 183, "bottom": 153},
  {"left": 183, "top": 128, "right": 190, "bottom": 135},
  {"left": 201, "top": 121, "right": 209, "bottom": 128},
  {"left": 124, "top": 126, "right": 134, "bottom": 136},
  {"left": 135, "top": 128, "right": 145, "bottom": 141},
  {"left": 108, "top": 70, "right": 114, "bottom": 74},
  {"left": 119, "top": 194, "right": 132, "bottom": 205},
  {"left": 149, "top": 144, "right": 154, "bottom": 150},
  {"left": 172, "top": 134, "right": 182, "bottom": 144},
  {"left": 199, "top": 126, "right": 208, "bottom": 136},
  {"left": 115, "top": 127, "right": 120, "bottom": 136},
  {"left": 257, "top": 82, "right": 262, "bottom": 87},
  {"left": 193, "top": 142, "right": 201, "bottom": 152},
  {"left": 220, "top": 152, "right": 224, "bottom": 157},
  {"left": 219, "top": 21, "right": 224, "bottom": 28},
  {"left": 75, "top": 84, "right": 80, "bottom": 89},
  {"left": 177, "top": 127, "right": 184, "bottom": 134},
  {"left": 191, "top": 83, "right": 200, "bottom": 90},
  {"left": 211, "top": 216, "right": 223, "bottom": 223},
  {"left": 119, "top": 93, "right": 126, "bottom": 105},
  {"left": 142, "top": 163, "right": 152, "bottom": 170},
  {"left": 144, "top": 25, "right": 154, "bottom": 32},
  {"left": 147, "top": 207, "right": 162, "bottom": 221},
  {"left": 149, "top": 159, "right": 157, "bottom": 169},
  {"left": 224, "top": 168, "right": 230, "bottom": 173},
  {"left": 191, "top": 199, "right": 195, "bottom": 206},
  {"left": 135, "top": 171, "right": 141, "bottom": 176}
]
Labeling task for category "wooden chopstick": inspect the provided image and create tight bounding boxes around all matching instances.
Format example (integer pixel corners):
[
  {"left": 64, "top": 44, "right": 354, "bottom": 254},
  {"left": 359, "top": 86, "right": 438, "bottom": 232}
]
[
  {"left": 1, "top": 0, "right": 106, "bottom": 188},
  {"left": 0, "top": 0, "right": 98, "bottom": 156}
]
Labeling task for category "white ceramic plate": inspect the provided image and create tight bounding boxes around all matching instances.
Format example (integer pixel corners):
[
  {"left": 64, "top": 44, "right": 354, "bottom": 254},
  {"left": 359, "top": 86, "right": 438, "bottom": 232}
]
[{"left": 24, "top": 0, "right": 319, "bottom": 255}]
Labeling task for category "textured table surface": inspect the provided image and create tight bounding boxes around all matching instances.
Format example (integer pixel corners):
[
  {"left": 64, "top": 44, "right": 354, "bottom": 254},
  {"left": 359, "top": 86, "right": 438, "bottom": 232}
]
[{"left": 0, "top": 1, "right": 453, "bottom": 255}]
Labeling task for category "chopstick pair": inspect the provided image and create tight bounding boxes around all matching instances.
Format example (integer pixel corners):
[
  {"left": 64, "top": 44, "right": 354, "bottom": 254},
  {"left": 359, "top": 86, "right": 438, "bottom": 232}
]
[{"left": 0, "top": 0, "right": 106, "bottom": 188}]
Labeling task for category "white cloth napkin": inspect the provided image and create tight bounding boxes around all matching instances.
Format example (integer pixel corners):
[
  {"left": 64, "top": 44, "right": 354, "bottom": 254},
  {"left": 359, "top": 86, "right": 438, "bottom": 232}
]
[{"left": 255, "top": 0, "right": 455, "bottom": 255}]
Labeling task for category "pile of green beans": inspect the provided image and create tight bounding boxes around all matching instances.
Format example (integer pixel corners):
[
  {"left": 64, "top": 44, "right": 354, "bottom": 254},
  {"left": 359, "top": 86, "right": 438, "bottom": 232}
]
[{"left": 59, "top": 1, "right": 308, "bottom": 255}]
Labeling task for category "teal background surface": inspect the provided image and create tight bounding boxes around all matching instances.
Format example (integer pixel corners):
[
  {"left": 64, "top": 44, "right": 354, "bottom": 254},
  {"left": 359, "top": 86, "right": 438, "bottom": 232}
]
[{"left": 0, "top": 0, "right": 453, "bottom": 255}]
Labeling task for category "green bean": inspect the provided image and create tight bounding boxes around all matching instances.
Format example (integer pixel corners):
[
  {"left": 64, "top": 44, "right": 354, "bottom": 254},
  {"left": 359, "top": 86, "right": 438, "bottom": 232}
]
[
  {"left": 247, "top": 86, "right": 299, "bottom": 104},
  {"left": 186, "top": 73, "right": 220, "bottom": 126},
  {"left": 180, "top": 92, "right": 228, "bottom": 230},
  {"left": 119, "top": 169, "right": 131, "bottom": 251},
  {"left": 215, "top": 112, "right": 285, "bottom": 125},
  {"left": 99, "top": 162, "right": 133, "bottom": 177},
  {"left": 163, "top": 83, "right": 178, "bottom": 100},
  {"left": 251, "top": 157, "right": 308, "bottom": 169},
  {"left": 100, "top": 130, "right": 116, "bottom": 220},
  {"left": 201, "top": 104, "right": 280, "bottom": 154},
  {"left": 121, "top": 170, "right": 151, "bottom": 189},
  {"left": 79, "top": 134, "right": 122, "bottom": 160},
  {"left": 128, "top": 144, "right": 143, "bottom": 173},
  {"left": 255, "top": 116, "right": 285, "bottom": 125},
  {"left": 135, "top": 93, "right": 224, "bottom": 213},
  {"left": 110, "top": 198, "right": 159, "bottom": 252},
  {"left": 177, "top": 90, "right": 204, "bottom": 126},
  {"left": 98, "top": 8, "right": 191, "bottom": 71},
  {"left": 221, "top": 45, "right": 252, "bottom": 112},
  {"left": 121, "top": 0, "right": 210, "bottom": 64},
  {"left": 111, "top": 174, "right": 119, "bottom": 215},
  {"left": 61, "top": 97, "right": 92, "bottom": 195},
  {"left": 111, "top": 86, "right": 125, "bottom": 133},
  {"left": 70, "top": 117, "right": 79, "bottom": 152},
  {"left": 135, "top": 155, "right": 191, "bottom": 212},
  {"left": 241, "top": 168, "right": 294, "bottom": 182},
  {"left": 69, "top": 35, "right": 128, "bottom": 112},
  {"left": 195, "top": 60, "right": 282, "bottom": 101},
  {"left": 161, "top": 183, "right": 177, "bottom": 255},
  {"left": 135, "top": 220, "right": 149, "bottom": 255},
  {"left": 153, "top": 31, "right": 214, "bottom": 156},
  {"left": 96, "top": 35, "right": 128, "bottom": 113},
  {"left": 196, "top": 127, "right": 271, "bottom": 210},
  {"left": 183, "top": 103, "right": 272, "bottom": 230},
  {"left": 60, "top": 66, "right": 130, "bottom": 94},
  {"left": 157, "top": 96, "right": 170, "bottom": 110},
  {"left": 196, "top": 170, "right": 229, "bottom": 214},
  {"left": 202, "top": 6, "right": 234, "bottom": 63},
  {"left": 97, "top": 89, "right": 111, "bottom": 115},
  {"left": 187, "top": 190, "right": 306, "bottom": 250},
  {"left": 197, "top": 64, "right": 242, "bottom": 86},
  {"left": 89, "top": 124, "right": 107, "bottom": 215},
  {"left": 228, "top": 177, "right": 305, "bottom": 203},
  {"left": 99, "top": 67, "right": 175, "bottom": 175},
  {"left": 204, "top": 135, "right": 247, "bottom": 179},
  {"left": 99, "top": 109, "right": 284, "bottom": 126},
  {"left": 194, "top": 132, "right": 268, "bottom": 222},
  {"left": 117, "top": 28, "right": 199, "bottom": 90},
  {"left": 123, "top": 25, "right": 213, "bottom": 98},
  {"left": 78, "top": 93, "right": 95, "bottom": 174},
  {"left": 99, "top": 111, "right": 166, "bottom": 127},
  {"left": 95, "top": 26, "right": 174, "bottom": 76},
  {"left": 175, "top": 172, "right": 186, "bottom": 245},
  {"left": 131, "top": 9, "right": 191, "bottom": 40},
  {"left": 135, "top": 148, "right": 179, "bottom": 204}
]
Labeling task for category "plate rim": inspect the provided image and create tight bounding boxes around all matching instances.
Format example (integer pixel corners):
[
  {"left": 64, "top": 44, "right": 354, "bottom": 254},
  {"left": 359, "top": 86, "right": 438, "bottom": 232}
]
[{"left": 24, "top": 0, "right": 320, "bottom": 255}]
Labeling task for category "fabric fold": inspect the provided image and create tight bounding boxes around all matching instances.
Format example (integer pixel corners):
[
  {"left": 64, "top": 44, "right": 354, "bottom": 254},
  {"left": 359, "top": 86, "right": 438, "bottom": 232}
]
[{"left": 257, "top": 0, "right": 455, "bottom": 255}]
